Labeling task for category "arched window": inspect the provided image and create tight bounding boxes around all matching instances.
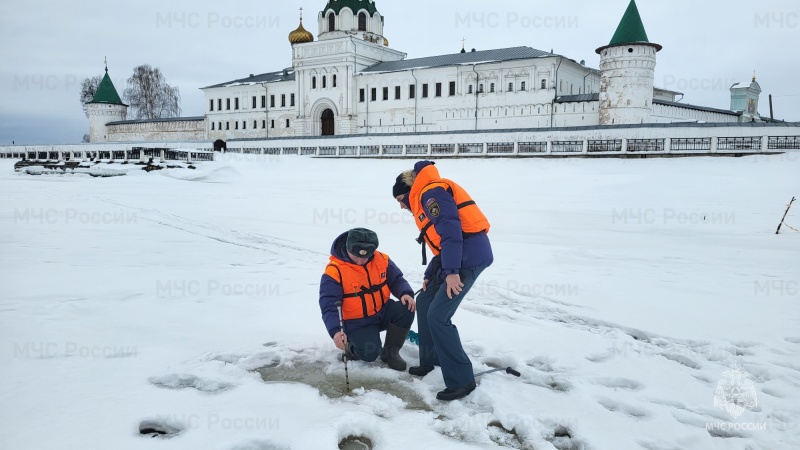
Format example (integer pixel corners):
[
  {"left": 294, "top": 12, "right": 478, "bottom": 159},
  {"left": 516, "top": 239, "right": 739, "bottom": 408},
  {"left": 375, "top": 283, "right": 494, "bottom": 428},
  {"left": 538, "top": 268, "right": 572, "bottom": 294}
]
[
  {"left": 541, "top": 79, "right": 546, "bottom": 89},
  {"left": 333, "top": 75, "right": 337, "bottom": 88},
  {"left": 322, "top": 76, "right": 327, "bottom": 88},
  {"left": 521, "top": 81, "right": 526, "bottom": 91},
  {"left": 328, "top": 13, "right": 335, "bottom": 32},
  {"left": 312, "top": 76, "right": 317, "bottom": 89},
  {"left": 358, "top": 12, "right": 367, "bottom": 31}
]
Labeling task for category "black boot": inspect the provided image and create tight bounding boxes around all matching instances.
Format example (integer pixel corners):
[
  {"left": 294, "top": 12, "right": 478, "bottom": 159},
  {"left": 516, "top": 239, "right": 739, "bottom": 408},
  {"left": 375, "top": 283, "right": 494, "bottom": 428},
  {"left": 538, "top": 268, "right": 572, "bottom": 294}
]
[
  {"left": 436, "top": 381, "right": 477, "bottom": 401},
  {"left": 409, "top": 365, "right": 435, "bottom": 377},
  {"left": 380, "top": 324, "right": 409, "bottom": 371}
]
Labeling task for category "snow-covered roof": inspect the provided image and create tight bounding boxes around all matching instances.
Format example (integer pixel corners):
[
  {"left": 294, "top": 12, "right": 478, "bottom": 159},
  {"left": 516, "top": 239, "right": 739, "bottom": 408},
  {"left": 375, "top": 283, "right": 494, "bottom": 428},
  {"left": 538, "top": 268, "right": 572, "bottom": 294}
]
[
  {"left": 360, "top": 46, "right": 555, "bottom": 73},
  {"left": 203, "top": 70, "right": 296, "bottom": 90}
]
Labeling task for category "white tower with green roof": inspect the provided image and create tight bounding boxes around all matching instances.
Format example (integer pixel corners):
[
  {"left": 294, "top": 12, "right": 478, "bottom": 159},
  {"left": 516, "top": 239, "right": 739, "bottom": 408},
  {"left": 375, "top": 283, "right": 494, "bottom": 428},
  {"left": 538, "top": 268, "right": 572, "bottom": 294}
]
[
  {"left": 86, "top": 66, "right": 128, "bottom": 143},
  {"left": 596, "top": 0, "right": 662, "bottom": 125}
]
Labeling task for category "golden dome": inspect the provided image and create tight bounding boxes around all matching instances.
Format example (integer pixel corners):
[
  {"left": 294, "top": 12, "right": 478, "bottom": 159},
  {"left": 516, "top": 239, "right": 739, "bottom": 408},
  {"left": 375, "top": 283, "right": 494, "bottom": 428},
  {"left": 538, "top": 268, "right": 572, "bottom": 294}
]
[
  {"left": 383, "top": 37, "right": 389, "bottom": 47},
  {"left": 289, "top": 18, "right": 314, "bottom": 44}
]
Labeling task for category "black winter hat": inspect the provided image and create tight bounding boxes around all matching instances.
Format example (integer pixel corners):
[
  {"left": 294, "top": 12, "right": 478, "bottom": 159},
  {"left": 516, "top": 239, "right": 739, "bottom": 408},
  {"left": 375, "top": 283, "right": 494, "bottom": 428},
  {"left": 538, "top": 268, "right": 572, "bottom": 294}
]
[
  {"left": 392, "top": 174, "right": 411, "bottom": 198},
  {"left": 346, "top": 228, "right": 379, "bottom": 257}
]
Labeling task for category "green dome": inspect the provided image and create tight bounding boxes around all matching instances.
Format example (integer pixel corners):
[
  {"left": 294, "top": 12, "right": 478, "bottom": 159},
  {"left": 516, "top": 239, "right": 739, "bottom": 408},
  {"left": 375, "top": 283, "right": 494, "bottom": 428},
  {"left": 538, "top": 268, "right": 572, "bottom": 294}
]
[
  {"left": 322, "top": 0, "right": 379, "bottom": 16},
  {"left": 88, "top": 69, "right": 126, "bottom": 106}
]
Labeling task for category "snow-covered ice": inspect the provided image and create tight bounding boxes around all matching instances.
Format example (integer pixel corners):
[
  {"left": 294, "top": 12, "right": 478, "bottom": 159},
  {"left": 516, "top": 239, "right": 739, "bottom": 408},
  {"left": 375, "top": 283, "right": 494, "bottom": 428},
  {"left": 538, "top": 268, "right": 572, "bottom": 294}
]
[{"left": 1, "top": 153, "right": 798, "bottom": 449}]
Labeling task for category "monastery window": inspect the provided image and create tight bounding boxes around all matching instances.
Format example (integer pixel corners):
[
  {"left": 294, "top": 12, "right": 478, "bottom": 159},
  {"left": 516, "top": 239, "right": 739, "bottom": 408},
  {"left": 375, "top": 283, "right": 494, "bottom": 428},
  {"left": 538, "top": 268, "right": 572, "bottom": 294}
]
[
  {"left": 541, "top": 79, "right": 546, "bottom": 89},
  {"left": 226, "top": 99, "right": 231, "bottom": 110},
  {"left": 218, "top": 99, "right": 222, "bottom": 110},
  {"left": 358, "top": 12, "right": 367, "bottom": 31},
  {"left": 322, "top": 76, "right": 327, "bottom": 89},
  {"left": 286, "top": 119, "right": 290, "bottom": 128},
  {"left": 508, "top": 82, "right": 514, "bottom": 92},
  {"left": 468, "top": 85, "right": 473, "bottom": 94},
  {"left": 252, "top": 96, "right": 257, "bottom": 108},
  {"left": 435, "top": 83, "right": 442, "bottom": 97},
  {"left": 261, "top": 96, "right": 266, "bottom": 108},
  {"left": 371, "top": 88, "right": 377, "bottom": 101},
  {"left": 262, "top": 120, "right": 266, "bottom": 128},
  {"left": 226, "top": 122, "right": 230, "bottom": 130},
  {"left": 235, "top": 98, "right": 240, "bottom": 110},
  {"left": 235, "top": 121, "right": 239, "bottom": 130},
  {"left": 422, "top": 84, "right": 429, "bottom": 98},
  {"left": 333, "top": 75, "right": 337, "bottom": 88},
  {"left": 570, "top": 84, "right": 574, "bottom": 94},
  {"left": 328, "top": 13, "right": 335, "bottom": 32},
  {"left": 218, "top": 121, "right": 222, "bottom": 129},
  {"left": 521, "top": 81, "right": 526, "bottom": 91},
  {"left": 271, "top": 120, "right": 275, "bottom": 128},
  {"left": 243, "top": 121, "right": 246, "bottom": 130},
  {"left": 409, "top": 84, "right": 416, "bottom": 99},
  {"left": 449, "top": 81, "right": 456, "bottom": 96},
  {"left": 253, "top": 120, "right": 257, "bottom": 128},
  {"left": 209, "top": 100, "right": 214, "bottom": 112},
  {"left": 211, "top": 122, "right": 215, "bottom": 130},
  {"left": 359, "top": 89, "right": 365, "bottom": 103},
  {"left": 395, "top": 86, "right": 401, "bottom": 100},
  {"left": 478, "top": 84, "right": 484, "bottom": 93},
  {"left": 270, "top": 95, "right": 276, "bottom": 108},
  {"left": 312, "top": 77, "right": 317, "bottom": 89},
  {"left": 281, "top": 94, "right": 286, "bottom": 107},
  {"left": 291, "top": 94, "right": 295, "bottom": 106},
  {"left": 383, "top": 87, "right": 389, "bottom": 100}
]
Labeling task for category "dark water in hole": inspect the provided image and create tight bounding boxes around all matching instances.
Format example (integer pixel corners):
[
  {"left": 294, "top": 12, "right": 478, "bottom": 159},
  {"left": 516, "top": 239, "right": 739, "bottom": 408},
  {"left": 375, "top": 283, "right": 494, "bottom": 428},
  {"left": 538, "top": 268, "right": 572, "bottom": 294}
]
[
  {"left": 338, "top": 435, "right": 373, "bottom": 450},
  {"left": 255, "top": 361, "right": 431, "bottom": 411}
]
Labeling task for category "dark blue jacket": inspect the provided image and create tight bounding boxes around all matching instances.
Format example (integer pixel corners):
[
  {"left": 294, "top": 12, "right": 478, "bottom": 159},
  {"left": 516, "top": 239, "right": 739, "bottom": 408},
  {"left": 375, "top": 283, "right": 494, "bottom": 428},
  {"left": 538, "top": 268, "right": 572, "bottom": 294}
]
[
  {"left": 319, "top": 231, "right": 414, "bottom": 338},
  {"left": 414, "top": 161, "right": 494, "bottom": 282}
]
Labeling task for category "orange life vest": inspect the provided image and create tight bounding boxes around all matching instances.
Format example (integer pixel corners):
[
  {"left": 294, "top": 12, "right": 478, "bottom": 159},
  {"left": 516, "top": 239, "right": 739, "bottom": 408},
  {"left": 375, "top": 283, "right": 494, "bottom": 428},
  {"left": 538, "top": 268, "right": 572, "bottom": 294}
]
[
  {"left": 324, "top": 251, "right": 391, "bottom": 321},
  {"left": 409, "top": 166, "right": 490, "bottom": 263}
]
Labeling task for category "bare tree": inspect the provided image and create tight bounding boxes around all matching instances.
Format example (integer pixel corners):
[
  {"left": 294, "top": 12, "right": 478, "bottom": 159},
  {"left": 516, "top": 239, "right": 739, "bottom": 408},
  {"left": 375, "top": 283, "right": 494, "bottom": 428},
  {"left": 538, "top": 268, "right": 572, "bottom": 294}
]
[
  {"left": 123, "top": 64, "right": 181, "bottom": 120},
  {"left": 80, "top": 75, "right": 103, "bottom": 117}
]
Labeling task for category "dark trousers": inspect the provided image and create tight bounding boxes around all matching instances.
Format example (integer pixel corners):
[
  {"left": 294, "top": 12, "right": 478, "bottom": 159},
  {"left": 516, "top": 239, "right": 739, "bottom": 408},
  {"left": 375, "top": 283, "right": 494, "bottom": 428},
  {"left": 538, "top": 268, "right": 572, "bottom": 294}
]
[
  {"left": 347, "top": 299, "right": 414, "bottom": 362},
  {"left": 416, "top": 266, "right": 486, "bottom": 388}
]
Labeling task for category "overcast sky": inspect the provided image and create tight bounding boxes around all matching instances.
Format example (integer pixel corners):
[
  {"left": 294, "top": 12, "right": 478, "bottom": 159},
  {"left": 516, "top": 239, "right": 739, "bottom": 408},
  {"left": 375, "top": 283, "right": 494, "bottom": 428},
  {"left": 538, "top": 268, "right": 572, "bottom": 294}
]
[{"left": 1, "top": 0, "right": 797, "bottom": 145}]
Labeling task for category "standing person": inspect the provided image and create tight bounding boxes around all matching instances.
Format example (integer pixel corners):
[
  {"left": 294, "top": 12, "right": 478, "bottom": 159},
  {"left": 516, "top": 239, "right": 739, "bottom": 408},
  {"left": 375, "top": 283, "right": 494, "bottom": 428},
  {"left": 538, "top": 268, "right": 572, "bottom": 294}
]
[
  {"left": 319, "top": 228, "right": 416, "bottom": 371},
  {"left": 393, "top": 161, "right": 493, "bottom": 401}
]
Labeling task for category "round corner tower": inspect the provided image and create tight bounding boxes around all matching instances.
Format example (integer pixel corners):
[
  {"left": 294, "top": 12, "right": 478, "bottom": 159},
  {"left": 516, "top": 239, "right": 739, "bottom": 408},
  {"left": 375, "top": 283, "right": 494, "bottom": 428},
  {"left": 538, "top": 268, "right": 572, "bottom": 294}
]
[
  {"left": 86, "top": 67, "right": 127, "bottom": 143},
  {"left": 596, "top": 0, "right": 661, "bottom": 125}
]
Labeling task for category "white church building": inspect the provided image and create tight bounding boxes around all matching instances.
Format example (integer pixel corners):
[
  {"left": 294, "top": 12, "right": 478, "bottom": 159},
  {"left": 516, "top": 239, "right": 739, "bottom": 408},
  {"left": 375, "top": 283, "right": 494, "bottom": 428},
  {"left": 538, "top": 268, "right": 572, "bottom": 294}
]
[{"left": 82, "top": 0, "right": 773, "bottom": 149}]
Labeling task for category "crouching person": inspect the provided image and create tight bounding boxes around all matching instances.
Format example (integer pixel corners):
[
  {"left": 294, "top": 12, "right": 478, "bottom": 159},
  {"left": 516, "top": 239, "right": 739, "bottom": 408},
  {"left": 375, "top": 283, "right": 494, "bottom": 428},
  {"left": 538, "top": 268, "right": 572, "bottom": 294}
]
[{"left": 319, "top": 228, "right": 416, "bottom": 370}]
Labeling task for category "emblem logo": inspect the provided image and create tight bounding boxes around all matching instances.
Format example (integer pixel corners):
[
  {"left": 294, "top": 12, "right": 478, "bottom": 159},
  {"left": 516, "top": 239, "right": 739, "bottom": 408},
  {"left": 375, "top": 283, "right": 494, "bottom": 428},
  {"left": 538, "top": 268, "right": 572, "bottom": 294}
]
[
  {"left": 426, "top": 199, "right": 440, "bottom": 217},
  {"left": 713, "top": 364, "right": 758, "bottom": 419}
]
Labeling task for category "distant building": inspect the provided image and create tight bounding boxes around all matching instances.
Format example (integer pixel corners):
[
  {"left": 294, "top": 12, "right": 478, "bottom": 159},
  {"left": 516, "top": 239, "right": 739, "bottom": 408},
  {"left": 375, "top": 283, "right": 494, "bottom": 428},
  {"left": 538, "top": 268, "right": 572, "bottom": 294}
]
[{"left": 89, "top": 0, "right": 765, "bottom": 145}]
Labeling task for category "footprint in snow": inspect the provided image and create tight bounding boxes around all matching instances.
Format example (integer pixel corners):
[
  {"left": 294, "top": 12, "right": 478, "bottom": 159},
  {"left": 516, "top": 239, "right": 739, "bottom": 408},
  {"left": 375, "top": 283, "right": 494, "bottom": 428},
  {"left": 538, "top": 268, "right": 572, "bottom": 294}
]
[
  {"left": 591, "top": 377, "right": 642, "bottom": 391},
  {"left": 230, "top": 439, "right": 292, "bottom": 450},
  {"left": 138, "top": 419, "right": 184, "bottom": 438},
  {"left": 148, "top": 374, "right": 235, "bottom": 393},
  {"left": 596, "top": 397, "right": 650, "bottom": 418},
  {"left": 543, "top": 425, "right": 588, "bottom": 450}
]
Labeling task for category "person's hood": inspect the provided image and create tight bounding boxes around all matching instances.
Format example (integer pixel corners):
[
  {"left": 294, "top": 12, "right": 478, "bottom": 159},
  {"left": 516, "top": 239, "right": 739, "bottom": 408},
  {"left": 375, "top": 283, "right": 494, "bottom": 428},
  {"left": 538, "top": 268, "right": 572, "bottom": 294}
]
[
  {"left": 411, "top": 161, "right": 441, "bottom": 190},
  {"left": 398, "top": 160, "right": 437, "bottom": 190}
]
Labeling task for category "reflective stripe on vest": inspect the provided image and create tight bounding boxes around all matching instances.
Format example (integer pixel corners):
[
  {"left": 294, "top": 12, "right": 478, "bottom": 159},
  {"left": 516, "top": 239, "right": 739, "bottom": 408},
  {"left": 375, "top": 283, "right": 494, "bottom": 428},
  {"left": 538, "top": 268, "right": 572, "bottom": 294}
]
[{"left": 324, "top": 251, "right": 391, "bottom": 320}]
